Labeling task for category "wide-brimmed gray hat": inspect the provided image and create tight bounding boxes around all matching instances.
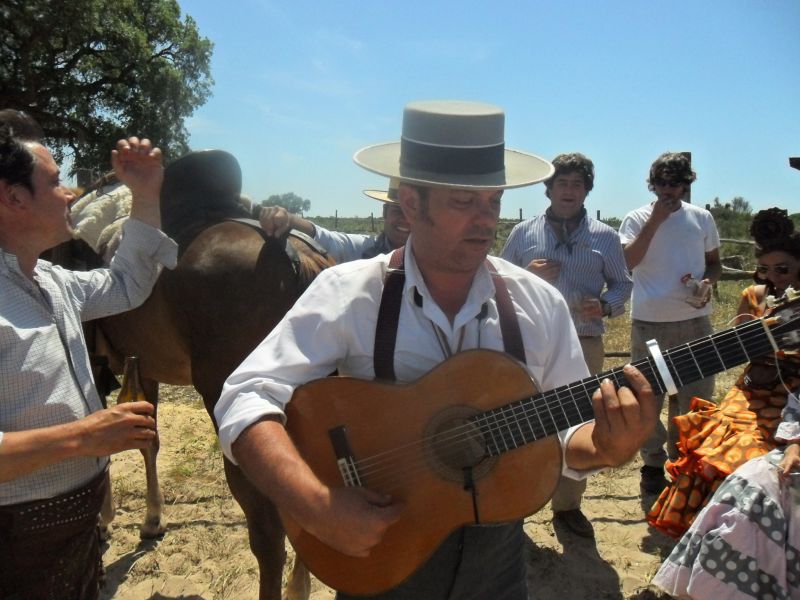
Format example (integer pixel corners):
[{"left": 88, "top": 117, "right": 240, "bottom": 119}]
[
  {"left": 363, "top": 177, "right": 399, "bottom": 203},
  {"left": 353, "top": 100, "right": 553, "bottom": 190}
]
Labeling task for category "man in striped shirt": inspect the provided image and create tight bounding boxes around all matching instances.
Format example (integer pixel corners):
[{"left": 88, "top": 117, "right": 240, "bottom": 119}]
[{"left": 500, "top": 152, "right": 632, "bottom": 537}]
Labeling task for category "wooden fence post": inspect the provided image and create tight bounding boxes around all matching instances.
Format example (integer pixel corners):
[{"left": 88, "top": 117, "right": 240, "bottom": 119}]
[{"left": 680, "top": 151, "right": 692, "bottom": 203}]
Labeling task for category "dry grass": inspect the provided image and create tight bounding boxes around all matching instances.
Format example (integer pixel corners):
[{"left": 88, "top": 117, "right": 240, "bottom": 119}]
[{"left": 101, "top": 399, "right": 262, "bottom": 600}]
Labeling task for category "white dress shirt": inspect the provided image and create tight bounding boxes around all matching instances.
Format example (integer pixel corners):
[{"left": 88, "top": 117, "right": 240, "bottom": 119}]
[{"left": 217, "top": 240, "right": 593, "bottom": 479}]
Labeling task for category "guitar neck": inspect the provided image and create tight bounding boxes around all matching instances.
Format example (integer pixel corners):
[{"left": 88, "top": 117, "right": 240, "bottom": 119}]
[{"left": 475, "top": 317, "right": 779, "bottom": 457}]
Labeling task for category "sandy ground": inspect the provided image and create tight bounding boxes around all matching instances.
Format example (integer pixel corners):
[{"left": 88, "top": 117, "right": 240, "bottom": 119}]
[{"left": 96, "top": 383, "right": 682, "bottom": 600}]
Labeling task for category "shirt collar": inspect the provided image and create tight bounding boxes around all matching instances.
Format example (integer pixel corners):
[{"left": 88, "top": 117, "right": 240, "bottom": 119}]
[
  {"left": 400, "top": 238, "right": 495, "bottom": 333},
  {"left": 0, "top": 247, "right": 53, "bottom": 284},
  {"left": 0, "top": 247, "right": 22, "bottom": 276}
]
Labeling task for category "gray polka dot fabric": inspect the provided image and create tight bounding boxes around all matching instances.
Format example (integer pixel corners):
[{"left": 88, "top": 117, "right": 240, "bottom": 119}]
[{"left": 653, "top": 450, "right": 799, "bottom": 599}]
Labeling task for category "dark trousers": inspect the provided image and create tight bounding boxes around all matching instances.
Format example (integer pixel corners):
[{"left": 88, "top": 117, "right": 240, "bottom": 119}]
[
  {"left": 336, "top": 521, "right": 528, "bottom": 600},
  {"left": 0, "top": 469, "right": 108, "bottom": 600}
]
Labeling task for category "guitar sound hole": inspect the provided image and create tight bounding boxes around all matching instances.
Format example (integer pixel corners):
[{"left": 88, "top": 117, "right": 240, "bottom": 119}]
[{"left": 423, "top": 405, "right": 497, "bottom": 483}]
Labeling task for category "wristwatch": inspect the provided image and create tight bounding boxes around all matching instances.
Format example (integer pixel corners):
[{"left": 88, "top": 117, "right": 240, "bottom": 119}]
[{"left": 600, "top": 300, "right": 612, "bottom": 317}]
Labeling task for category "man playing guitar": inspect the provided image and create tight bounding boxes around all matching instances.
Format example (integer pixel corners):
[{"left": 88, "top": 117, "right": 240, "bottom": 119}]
[{"left": 215, "top": 100, "right": 659, "bottom": 599}]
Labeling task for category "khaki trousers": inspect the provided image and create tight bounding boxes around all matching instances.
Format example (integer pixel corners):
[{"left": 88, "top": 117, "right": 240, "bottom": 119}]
[{"left": 631, "top": 316, "right": 715, "bottom": 467}]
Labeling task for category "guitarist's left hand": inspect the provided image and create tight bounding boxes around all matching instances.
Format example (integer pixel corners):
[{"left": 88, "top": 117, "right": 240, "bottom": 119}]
[{"left": 566, "top": 364, "right": 658, "bottom": 469}]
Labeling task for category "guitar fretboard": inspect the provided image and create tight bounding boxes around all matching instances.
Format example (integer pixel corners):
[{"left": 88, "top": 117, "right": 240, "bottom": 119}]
[{"left": 473, "top": 315, "right": 788, "bottom": 457}]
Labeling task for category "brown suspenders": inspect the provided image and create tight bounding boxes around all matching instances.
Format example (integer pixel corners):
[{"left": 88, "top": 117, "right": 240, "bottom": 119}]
[{"left": 373, "top": 247, "right": 526, "bottom": 381}]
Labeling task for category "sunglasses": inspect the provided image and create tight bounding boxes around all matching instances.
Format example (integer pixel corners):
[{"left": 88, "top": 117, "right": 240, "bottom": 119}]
[
  {"left": 652, "top": 178, "right": 685, "bottom": 188},
  {"left": 756, "top": 264, "right": 792, "bottom": 275}
]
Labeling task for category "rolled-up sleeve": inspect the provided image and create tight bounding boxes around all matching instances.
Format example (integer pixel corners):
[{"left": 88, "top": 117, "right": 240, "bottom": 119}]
[{"left": 216, "top": 267, "right": 354, "bottom": 462}]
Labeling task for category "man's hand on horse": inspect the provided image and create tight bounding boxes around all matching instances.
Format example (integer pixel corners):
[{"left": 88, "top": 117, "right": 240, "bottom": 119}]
[
  {"left": 259, "top": 205, "right": 294, "bottom": 238},
  {"left": 589, "top": 364, "right": 658, "bottom": 467}
]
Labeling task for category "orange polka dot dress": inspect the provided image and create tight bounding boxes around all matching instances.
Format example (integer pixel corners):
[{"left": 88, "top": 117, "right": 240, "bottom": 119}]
[{"left": 647, "top": 285, "right": 800, "bottom": 538}]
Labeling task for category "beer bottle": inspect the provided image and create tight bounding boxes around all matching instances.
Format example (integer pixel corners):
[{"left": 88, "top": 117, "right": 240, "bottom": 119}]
[{"left": 117, "top": 356, "right": 147, "bottom": 404}]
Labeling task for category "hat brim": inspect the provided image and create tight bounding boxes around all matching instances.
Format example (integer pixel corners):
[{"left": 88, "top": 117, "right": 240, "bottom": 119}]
[
  {"left": 363, "top": 189, "right": 396, "bottom": 203},
  {"left": 353, "top": 142, "right": 554, "bottom": 190}
]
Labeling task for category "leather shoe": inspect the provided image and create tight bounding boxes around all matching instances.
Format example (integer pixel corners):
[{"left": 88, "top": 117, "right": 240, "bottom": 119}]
[
  {"left": 640, "top": 465, "right": 668, "bottom": 495},
  {"left": 552, "top": 509, "right": 594, "bottom": 538}
]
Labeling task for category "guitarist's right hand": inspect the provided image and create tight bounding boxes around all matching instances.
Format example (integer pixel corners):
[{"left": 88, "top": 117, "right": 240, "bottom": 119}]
[
  {"left": 231, "top": 416, "right": 402, "bottom": 558},
  {"left": 307, "top": 486, "right": 403, "bottom": 558}
]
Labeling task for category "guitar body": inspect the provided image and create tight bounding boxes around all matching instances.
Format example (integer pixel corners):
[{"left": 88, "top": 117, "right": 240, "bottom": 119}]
[{"left": 283, "top": 349, "right": 563, "bottom": 596}]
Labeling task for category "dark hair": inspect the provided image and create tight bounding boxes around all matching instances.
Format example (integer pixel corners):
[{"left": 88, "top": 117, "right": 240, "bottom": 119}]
[
  {"left": 647, "top": 152, "right": 696, "bottom": 192},
  {"left": 750, "top": 207, "right": 800, "bottom": 258},
  {"left": 749, "top": 207, "right": 800, "bottom": 291},
  {"left": 0, "top": 123, "right": 37, "bottom": 190},
  {"left": 544, "top": 153, "right": 594, "bottom": 197},
  {"left": 0, "top": 109, "right": 45, "bottom": 142}
]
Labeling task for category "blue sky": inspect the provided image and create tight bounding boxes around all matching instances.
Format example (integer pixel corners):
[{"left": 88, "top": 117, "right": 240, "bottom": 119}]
[{"left": 182, "top": 0, "right": 799, "bottom": 220}]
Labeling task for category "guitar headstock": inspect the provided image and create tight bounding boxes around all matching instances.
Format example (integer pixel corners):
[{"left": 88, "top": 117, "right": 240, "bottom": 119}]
[{"left": 767, "top": 286, "right": 800, "bottom": 350}]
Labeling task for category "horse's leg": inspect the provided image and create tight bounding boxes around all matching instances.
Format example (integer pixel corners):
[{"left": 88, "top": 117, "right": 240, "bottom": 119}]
[
  {"left": 139, "top": 378, "right": 166, "bottom": 539},
  {"left": 98, "top": 469, "right": 115, "bottom": 540},
  {"left": 283, "top": 558, "right": 311, "bottom": 600},
  {"left": 223, "top": 458, "right": 297, "bottom": 600}
]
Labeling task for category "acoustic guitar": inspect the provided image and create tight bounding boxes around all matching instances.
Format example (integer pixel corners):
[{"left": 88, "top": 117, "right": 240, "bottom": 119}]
[{"left": 283, "top": 292, "right": 800, "bottom": 596}]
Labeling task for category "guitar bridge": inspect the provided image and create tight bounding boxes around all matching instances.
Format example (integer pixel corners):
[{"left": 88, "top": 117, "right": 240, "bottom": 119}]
[{"left": 329, "top": 426, "right": 362, "bottom": 487}]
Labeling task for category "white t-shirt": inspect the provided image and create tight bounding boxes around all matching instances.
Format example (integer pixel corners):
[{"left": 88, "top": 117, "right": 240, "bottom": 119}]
[{"left": 619, "top": 202, "right": 720, "bottom": 322}]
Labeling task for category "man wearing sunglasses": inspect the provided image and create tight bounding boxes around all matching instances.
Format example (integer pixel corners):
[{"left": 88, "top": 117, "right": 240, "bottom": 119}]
[{"left": 618, "top": 152, "right": 722, "bottom": 496}]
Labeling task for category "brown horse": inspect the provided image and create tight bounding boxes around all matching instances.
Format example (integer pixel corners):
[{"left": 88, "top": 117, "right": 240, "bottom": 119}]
[{"left": 69, "top": 150, "right": 334, "bottom": 600}]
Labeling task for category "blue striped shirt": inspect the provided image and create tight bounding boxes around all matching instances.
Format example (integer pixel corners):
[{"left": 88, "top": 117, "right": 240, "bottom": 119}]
[{"left": 500, "top": 214, "right": 632, "bottom": 337}]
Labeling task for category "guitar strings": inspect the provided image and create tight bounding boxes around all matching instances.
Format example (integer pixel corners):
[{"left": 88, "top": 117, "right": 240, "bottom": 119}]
[
  {"left": 357, "top": 345, "right": 774, "bottom": 494},
  {"left": 351, "top": 319, "right": 778, "bottom": 487},
  {"left": 355, "top": 327, "right": 778, "bottom": 490},
  {"left": 348, "top": 318, "right": 786, "bottom": 491},
  {"left": 357, "top": 318, "right": 771, "bottom": 470}
]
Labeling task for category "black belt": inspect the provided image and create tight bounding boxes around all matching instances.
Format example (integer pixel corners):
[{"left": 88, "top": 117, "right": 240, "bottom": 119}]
[{"left": 0, "top": 468, "right": 108, "bottom": 537}]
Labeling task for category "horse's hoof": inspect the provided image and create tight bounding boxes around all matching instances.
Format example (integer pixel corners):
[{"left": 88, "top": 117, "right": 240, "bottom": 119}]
[
  {"left": 139, "top": 520, "right": 167, "bottom": 540},
  {"left": 99, "top": 523, "right": 113, "bottom": 542}
]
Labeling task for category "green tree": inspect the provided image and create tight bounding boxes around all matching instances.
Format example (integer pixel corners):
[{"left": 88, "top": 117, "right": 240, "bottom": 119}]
[
  {"left": 1, "top": 0, "right": 213, "bottom": 175},
  {"left": 600, "top": 216, "right": 622, "bottom": 230},
  {"left": 706, "top": 197, "right": 754, "bottom": 263},
  {"left": 707, "top": 196, "right": 752, "bottom": 239},
  {"left": 263, "top": 193, "right": 311, "bottom": 215}
]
